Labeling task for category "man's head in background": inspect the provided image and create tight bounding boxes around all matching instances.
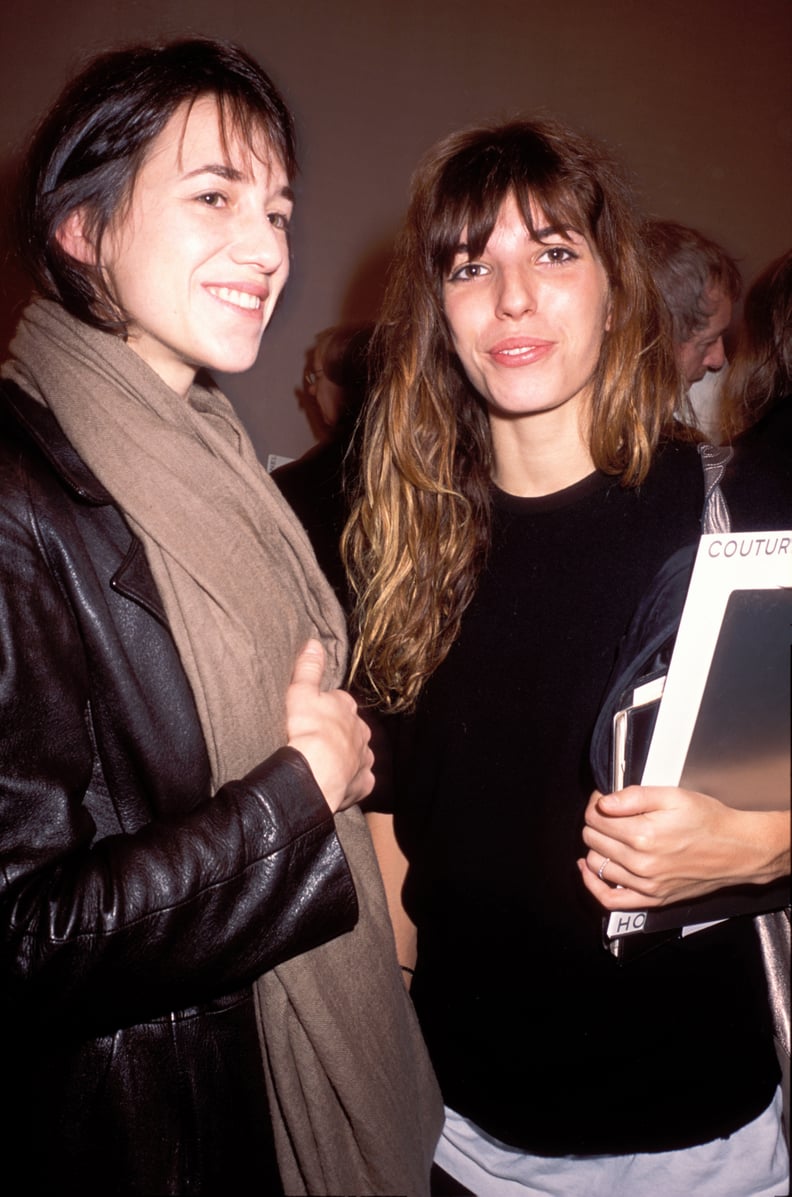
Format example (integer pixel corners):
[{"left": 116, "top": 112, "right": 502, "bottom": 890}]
[{"left": 642, "top": 219, "right": 741, "bottom": 386}]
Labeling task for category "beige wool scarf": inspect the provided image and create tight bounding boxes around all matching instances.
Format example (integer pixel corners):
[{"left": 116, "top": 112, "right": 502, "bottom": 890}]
[{"left": 3, "top": 299, "right": 442, "bottom": 1195}]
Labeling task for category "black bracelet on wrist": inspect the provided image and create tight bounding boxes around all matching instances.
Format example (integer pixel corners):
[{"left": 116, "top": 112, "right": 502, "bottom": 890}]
[{"left": 399, "top": 964, "right": 415, "bottom": 976}]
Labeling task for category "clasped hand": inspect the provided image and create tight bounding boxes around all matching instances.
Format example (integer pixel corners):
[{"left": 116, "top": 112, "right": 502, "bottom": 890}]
[
  {"left": 578, "top": 785, "right": 790, "bottom": 909},
  {"left": 286, "top": 639, "right": 374, "bottom": 813}
]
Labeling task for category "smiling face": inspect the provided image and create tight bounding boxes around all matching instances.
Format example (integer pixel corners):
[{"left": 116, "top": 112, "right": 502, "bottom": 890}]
[
  {"left": 65, "top": 94, "right": 293, "bottom": 396},
  {"left": 443, "top": 193, "right": 612, "bottom": 435}
]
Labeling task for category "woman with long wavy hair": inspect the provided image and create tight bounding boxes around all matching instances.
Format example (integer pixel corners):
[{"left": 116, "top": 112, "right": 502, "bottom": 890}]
[{"left": 346, "top": 119, "right": 790, "bottom": 1196}]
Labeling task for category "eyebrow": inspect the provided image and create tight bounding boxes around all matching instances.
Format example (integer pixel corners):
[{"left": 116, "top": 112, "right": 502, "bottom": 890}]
[
  {"left": 183, "top": 163, "right": 245, "bottom": 182},
  {"left": 182, "top": 163, "right": 295, "bottom": 202},
  {"left": 532, "top": 225, "right": 570, "bottom": 241}
]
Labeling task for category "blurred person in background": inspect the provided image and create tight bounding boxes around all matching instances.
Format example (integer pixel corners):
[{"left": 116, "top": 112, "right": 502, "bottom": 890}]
[
  {"left": 642, "top": 218, "right": 741, "bottom": 441},
  {"left": 275, "top": 322, "right": 375, "bottom": 604}
]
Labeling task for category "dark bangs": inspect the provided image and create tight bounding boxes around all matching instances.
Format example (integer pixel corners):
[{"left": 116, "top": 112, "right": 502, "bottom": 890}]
[
  {"left": 215, "top": 93, "right": 295, "bottom": 180},
  {"left": 423, "top": 121, "right": 609, "bottom": 285},
  {"left": 18, "top": 37, "right": 296, "bottom": 332}
]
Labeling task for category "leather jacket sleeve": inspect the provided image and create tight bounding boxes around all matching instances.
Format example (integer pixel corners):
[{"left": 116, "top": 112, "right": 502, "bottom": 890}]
[{"left": 0, "top": 431, "right": 357, "bottom": 1035}]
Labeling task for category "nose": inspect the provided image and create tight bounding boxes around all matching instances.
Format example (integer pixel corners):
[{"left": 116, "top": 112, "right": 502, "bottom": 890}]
[
  {"left": 496, "top": 265, "right": 537, "bottom": 319},
  {"left": 230, "top": 211, "right": 286, "bottom": 275},
  {"left": 702, "top": 337, "right": 726, "bottom": 372}
]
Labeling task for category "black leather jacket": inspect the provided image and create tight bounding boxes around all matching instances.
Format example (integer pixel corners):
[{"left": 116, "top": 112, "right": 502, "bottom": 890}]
[{"left": 0, "top": 380, "right": 357, "bottom": 1194}]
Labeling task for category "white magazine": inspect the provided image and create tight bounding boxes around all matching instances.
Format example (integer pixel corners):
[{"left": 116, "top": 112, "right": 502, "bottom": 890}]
[{"left": 605, "top": 529, "right": 792, "bottom": 949}]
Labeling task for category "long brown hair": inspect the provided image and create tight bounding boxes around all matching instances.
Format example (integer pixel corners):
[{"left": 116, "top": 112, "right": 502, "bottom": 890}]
[
  {"left": 720, "top": 250, "right": 792, "bottom": 440},
  {"left": 345, "top": 118, "right": 684, "bottom": 711}
]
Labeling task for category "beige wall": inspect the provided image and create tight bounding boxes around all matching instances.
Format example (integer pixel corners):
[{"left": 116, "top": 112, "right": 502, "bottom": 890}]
[{"left": 1, "top": 0, "right": 790, "bottom": 461}]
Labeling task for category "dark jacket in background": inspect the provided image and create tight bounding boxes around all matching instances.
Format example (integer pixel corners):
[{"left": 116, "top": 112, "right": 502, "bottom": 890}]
[{"left": 273, "top": 435, "right": 353, "bottom": 609}]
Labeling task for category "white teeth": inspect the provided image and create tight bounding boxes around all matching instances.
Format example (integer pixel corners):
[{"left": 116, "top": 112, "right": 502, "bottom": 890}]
[{"left": 210, "top": 286, "right": 262, "bottom": 310}]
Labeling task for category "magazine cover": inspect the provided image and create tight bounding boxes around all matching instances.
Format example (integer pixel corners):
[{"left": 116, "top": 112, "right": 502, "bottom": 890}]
[
  {"left": 642, "top": 530, "right": 791, "bottom": 799},
  {"left": 605, "top": 530, "right": 791, "bottom": 955}
]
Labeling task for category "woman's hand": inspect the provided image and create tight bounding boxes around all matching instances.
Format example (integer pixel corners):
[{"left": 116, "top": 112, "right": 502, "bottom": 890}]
[
  {"left": 578, "top": 785, "right": 791, "bottom": 909},
  {"left": 286, "top": 639, "right": 374, "bottom": 813}
]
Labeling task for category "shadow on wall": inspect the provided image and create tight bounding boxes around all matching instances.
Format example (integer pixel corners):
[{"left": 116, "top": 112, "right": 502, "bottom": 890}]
[
  {"left": 292, "top": 233, "right": 395, "bottom": 443},
  {"left": 337, "top": 233, "right": 395, "bottom": 326},
  {"left": 0, "top": 153, "right": 33, "bottom": 357}
]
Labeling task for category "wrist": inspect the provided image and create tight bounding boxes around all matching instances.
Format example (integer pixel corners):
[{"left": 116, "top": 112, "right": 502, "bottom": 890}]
[{"left": 734, "top": 808, "right": 791, "bottom": 884}]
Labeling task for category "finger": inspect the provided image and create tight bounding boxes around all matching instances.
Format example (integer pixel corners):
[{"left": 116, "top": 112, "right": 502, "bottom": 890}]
[
  {"left": 586, "top": 844, "right": 672, "bottom": 900},
  {"left": 595, "top": 852, "right": 613, "bottom": 883},
  {"left": 582, "top": 821, "right": 635, "bottom": 855},
  {"left": 584, "top": 804, "right": 659, "bottom": 853},
  {"left": 583, "top": 830, "right": 647, "bottom": 879},
  {"left": 582, "top": 850, "right": 624, "bottom": 888},
  {"left": 584, "top": 790, "right": 605, "bottom": 818},
  {"left": 577, "top": 858, "right": 659, "bottom": 909},
  {"left": 595, "top": 785, "right": 667, "bottom": 816},
  {"left": 351, "top": 755, "right": 377, "bottom": 803},
  {"left": 289, "top": 638, "right": 325, "bottom": 690}
]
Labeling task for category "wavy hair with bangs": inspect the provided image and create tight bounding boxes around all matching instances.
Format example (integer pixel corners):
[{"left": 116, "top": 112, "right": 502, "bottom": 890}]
[{"left": 345, "top": 118, "right": 686, "bottom": 712}]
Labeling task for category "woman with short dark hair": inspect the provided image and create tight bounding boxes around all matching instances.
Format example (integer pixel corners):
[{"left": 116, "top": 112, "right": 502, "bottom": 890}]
[{"left": 0, "top": 37, "right": 439, "bottom": 1196}]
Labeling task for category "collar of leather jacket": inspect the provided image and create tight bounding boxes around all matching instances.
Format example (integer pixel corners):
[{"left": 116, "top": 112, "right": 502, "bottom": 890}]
[
  {"left": 0, "top": 378, "right": 114, "bottom": 506},
  {"left": 0, "top": 377, "right": 167, "bottom": 621}
]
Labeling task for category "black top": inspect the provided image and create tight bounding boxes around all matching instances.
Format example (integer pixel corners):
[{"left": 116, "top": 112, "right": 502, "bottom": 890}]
[
  {"left": 273, "top": 436, "right": 354, "bottom": 609},
  {"left": 378, "top": 439, "right": 788, "bottom": 1155}
]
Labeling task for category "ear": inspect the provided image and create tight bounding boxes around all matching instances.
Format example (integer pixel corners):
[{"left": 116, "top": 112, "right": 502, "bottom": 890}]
[{"left": 55, "top": 207, "right": 96, "bottom": 265}]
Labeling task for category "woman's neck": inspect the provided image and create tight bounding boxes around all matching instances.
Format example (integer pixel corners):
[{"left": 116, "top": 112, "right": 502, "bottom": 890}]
[{"left": 489, "top": 407, "right": 596, "bottom": 498}]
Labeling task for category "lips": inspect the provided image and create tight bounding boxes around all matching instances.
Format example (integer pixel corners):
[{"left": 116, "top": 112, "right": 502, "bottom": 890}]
[
  {"left": 488, "top": 336, "right": 554, "bottom": 367},
  {"left": 205, "top": 284, "right": 268, "bottom": 315}
]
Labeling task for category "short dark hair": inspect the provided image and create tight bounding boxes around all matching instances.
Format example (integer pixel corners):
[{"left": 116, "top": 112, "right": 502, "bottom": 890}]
[
  {"left": 16, "top": 38, "right": 296, "bottom": 333},
  {"left": 641, "top": 219, "right": 741, "bottom": 343}
]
